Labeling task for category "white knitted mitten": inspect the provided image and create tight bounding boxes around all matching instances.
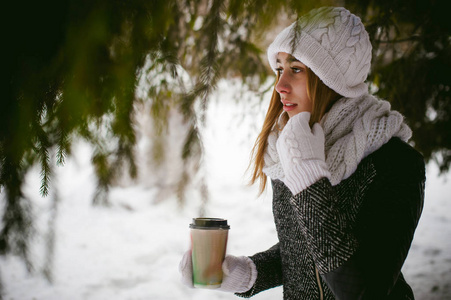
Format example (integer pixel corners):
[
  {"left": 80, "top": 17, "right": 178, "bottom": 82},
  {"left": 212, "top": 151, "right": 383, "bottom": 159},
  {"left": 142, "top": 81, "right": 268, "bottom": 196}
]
[
  {"left": 276, "top": 112, "right": 331, "bottom": 194},
  {"left": 178, "top": 251, "right": 257, "bottom": 293},
  {"left": 219, "top": 255, "right": 257, "bottom": 293}
]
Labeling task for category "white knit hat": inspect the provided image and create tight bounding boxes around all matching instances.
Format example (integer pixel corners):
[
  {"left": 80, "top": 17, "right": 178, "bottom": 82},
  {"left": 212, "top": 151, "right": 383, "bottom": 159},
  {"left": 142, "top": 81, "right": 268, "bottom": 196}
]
[{"left": 267, "top": 7, "right": 372, "bottom": 98}]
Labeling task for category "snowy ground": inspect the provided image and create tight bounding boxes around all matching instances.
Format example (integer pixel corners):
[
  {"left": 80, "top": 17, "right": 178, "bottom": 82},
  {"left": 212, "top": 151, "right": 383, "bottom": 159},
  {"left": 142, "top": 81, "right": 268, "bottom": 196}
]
[{"left": 1, "top": 81, "right": 450, "bottom": 300}]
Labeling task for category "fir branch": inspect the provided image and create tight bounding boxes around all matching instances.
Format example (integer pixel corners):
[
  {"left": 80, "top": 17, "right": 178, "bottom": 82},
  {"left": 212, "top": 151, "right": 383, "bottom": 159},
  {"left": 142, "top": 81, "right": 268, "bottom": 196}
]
[
  {"left": 56, "top": 130, "right": 70, "bottom": 166},
  {"left": 116, "top": 141, "right": 138, "bottom": 180},
  {"left": 182, "top": 125, "right": 201, "bottom": 161},
  {"left": 39, "top": 147, "right": 51, "bottom": 197},
  {"left": 92, "top": 150, "right": 112, "bottom": 206},
  {"left": 35, "top": 125, "right": 52, "bottom": 197}
]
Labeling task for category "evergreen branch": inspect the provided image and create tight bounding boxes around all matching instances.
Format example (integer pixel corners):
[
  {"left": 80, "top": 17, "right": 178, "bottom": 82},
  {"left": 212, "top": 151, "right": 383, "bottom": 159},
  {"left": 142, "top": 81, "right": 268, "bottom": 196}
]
[
  {"left": 92, "top": 151, "right": 112, "bottom": 206},
  {"left": 39, "top": 147, "right": 51, "bottom": 197},
  {"left": 182, "top": 125, "right": 201, "bottom": 161},
  {"left": 35, "top": 125, "right": 52, "bottom": 197},
  {"left": 116, "top": 141, "right": 138, "bottom": 180},
  {"left": 56, "top": 130, "right": 70, "bottom": 166}
]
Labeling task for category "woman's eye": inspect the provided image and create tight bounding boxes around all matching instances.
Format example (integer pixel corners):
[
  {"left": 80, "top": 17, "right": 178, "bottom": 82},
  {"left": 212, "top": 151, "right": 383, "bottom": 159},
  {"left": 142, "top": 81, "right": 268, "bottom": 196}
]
[{"left": 276, "top": 66, "right": 304, "bottom": 75}]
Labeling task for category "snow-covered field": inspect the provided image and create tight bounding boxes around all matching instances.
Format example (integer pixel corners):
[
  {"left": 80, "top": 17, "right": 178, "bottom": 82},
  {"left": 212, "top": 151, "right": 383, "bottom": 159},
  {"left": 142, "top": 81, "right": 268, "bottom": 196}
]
[{"left": 1, "top": 81, "right": 450, "bottom": 300}]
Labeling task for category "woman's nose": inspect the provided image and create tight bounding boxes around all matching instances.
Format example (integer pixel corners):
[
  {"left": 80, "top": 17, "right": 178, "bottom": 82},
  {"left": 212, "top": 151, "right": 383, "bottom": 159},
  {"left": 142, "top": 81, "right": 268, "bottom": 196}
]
[{"left": 276, "top": 73, "right": 290, "bottom": 94}]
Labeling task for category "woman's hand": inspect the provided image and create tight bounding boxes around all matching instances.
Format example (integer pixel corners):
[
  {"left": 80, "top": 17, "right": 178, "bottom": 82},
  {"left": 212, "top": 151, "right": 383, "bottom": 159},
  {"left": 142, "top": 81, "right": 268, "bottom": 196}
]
[
  {"left": 178, "top": 251, "right": 257, "bottom": 293},
  {"left": 276, "top": 111, "right": 330, "bottom": 194}
]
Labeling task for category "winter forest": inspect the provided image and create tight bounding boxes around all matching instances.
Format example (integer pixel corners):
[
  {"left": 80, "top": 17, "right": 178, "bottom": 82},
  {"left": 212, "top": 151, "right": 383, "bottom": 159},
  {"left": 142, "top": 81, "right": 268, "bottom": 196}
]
[{"left": 1, "top": 0, "right": 450, "bottom": 299}]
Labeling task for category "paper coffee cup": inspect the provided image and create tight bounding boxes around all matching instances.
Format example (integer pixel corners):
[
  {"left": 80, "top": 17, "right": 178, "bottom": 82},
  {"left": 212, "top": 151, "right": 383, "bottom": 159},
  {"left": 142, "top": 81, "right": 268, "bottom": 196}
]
[{"left": 190, "top": 218, "right": 230, "bottom": 289}]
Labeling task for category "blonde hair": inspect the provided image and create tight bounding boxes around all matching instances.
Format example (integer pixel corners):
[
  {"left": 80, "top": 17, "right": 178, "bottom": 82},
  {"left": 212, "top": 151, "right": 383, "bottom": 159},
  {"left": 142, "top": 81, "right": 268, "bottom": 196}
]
[{"left": 249, "top": 67, "right": 341, "bottom": 194}]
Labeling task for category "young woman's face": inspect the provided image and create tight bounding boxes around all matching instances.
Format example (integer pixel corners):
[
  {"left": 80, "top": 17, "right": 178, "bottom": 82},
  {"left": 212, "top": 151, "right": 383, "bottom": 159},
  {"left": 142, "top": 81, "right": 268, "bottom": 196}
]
[{"left": 275, "top": 52, "right": 311, "bottom": 118}]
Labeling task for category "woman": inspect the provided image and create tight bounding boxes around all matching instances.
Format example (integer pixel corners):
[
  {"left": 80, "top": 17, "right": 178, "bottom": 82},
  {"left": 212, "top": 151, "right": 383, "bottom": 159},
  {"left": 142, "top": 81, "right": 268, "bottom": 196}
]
[{"left": 180, "top": 7, "right": 425, "bottom": 299}]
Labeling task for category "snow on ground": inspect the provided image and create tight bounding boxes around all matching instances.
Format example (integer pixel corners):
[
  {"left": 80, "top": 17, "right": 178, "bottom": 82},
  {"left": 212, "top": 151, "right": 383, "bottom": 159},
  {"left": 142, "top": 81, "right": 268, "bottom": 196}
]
[{"left": 1, "top": 81, "right": 450, "bottom": 300}]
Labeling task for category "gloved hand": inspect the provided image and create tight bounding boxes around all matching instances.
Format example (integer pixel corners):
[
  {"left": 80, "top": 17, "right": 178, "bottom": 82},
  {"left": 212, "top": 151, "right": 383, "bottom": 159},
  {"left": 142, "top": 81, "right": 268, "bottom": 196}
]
[
  {"left": 179, "top": 250, "right": 194, "bottom": 288},
  {"left": 276, "top": 112, "right": 330, "bottom": 194},
  {"left": 179, "top": 251, "right": 257, "bottom": 293}
]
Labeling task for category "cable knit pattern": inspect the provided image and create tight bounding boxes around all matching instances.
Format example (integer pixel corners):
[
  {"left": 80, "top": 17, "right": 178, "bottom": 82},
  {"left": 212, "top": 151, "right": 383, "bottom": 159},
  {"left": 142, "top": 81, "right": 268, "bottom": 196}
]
[
  {"left": 263, "top": 129, "right": 285, "bottom": 181},
  {"left": 263, "top": 94, "right": 412, "bottom": 187},
  {"left": 221, "top": 256, "right": 258, "bottom": 293},
  {"left": 321, "top": 94, "right": 412, "bottom": 185},
  {"left": 276, "top": 112, "right": 331, "bottom": 194},
  {"left": 267, "top": 7, "right": 372, "bottom": 98}
]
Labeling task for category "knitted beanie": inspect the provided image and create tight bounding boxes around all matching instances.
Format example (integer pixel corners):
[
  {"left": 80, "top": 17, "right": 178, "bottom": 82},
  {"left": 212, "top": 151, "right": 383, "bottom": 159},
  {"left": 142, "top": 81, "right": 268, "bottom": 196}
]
[{"left": 267, "top": 7, "right": 372, "bottom": 98}]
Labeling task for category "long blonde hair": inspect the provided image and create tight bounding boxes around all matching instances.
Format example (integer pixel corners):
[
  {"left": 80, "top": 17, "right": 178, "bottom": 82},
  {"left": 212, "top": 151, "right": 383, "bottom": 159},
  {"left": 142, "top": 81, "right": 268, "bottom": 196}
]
[{"left": 249, "top": 67, "right": 341, "bottom": 194}]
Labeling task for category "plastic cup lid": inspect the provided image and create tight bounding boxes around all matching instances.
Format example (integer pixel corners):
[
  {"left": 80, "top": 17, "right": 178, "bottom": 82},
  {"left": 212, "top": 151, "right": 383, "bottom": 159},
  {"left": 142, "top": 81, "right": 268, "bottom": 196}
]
[{"left": 189, "top": 218, "right": 230, "bottom": 229}]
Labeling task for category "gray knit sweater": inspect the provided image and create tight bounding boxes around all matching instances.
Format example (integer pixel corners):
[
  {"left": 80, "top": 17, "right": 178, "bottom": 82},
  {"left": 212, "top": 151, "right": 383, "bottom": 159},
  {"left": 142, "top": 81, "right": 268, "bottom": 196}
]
[{"left": 237, "top": 138, "right": 425, "bottom": 299}]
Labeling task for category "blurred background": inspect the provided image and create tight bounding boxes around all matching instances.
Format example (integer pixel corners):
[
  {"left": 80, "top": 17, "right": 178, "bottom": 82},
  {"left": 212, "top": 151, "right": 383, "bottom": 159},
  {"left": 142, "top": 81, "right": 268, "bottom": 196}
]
[{"left": 1, "top": 0, "right": 450, "bottom": 299}]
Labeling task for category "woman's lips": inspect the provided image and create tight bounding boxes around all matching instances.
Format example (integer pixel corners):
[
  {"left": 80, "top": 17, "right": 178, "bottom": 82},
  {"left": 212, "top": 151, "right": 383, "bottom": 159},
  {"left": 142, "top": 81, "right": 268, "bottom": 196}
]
[{"left": 282, "top": 102, "right": 297, "bottom": 112}]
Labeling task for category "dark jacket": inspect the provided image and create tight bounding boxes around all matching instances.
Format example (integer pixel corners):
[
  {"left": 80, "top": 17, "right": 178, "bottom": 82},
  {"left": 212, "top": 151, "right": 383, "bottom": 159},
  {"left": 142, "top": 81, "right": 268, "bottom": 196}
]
[{"left": 237, "top": 138, "right": 425, "bottom": 299}]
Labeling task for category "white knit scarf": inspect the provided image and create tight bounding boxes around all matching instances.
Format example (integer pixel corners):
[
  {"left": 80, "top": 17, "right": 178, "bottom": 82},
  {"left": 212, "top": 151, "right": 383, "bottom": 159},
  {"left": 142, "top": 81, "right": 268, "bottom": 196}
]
[{"left": 263, "top": 93, "right": 412, "bottom": 185}]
